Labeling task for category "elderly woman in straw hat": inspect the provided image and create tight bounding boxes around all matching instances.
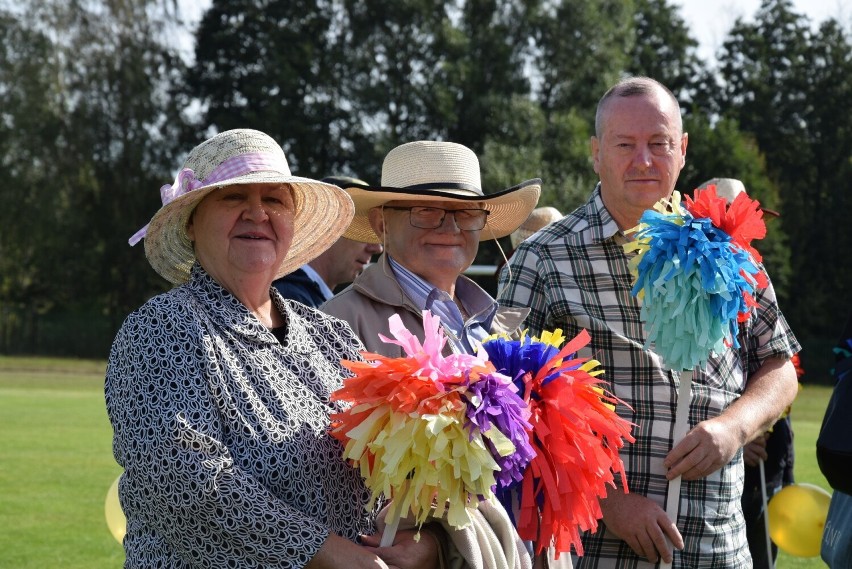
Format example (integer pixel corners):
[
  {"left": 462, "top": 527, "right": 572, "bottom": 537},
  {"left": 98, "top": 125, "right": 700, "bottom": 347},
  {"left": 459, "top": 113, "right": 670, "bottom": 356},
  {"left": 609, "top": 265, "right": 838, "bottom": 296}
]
[{"left": 106, "top": 129, "right": 440, "bottom": 568}]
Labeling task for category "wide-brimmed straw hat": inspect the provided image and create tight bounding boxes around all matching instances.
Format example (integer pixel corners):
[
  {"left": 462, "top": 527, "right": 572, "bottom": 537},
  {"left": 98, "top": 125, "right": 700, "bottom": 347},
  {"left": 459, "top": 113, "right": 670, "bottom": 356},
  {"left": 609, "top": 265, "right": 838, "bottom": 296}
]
[
  {"left": 697, "top": 178, "right": 780, "bottom": 217},
  {"left": 129, "top": 129, "right": 354, "bottom": 285},
  {"left": 341, "top": 141, "right": 541, "bottom": 243},
  {"left": 510, "top": 206, "right": 563, "bottom": 248}
]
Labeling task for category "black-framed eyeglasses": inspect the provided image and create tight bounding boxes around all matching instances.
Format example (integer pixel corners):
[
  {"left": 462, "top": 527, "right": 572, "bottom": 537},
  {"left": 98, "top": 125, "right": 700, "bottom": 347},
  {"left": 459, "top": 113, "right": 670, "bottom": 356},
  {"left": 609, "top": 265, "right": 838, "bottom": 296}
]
[{"left": 383, "top": 206, "right": 490, "bottom": 231}]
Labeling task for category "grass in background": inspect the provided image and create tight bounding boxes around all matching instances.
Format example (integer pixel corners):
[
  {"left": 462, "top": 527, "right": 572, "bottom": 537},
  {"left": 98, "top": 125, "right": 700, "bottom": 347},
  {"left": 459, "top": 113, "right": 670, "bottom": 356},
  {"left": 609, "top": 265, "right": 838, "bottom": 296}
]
[
  {"left": 0, "top": 357, "right": 834, "bottom": 568},
  {"left": 0, "top": 357, "right": 123, "bottom": 568}
]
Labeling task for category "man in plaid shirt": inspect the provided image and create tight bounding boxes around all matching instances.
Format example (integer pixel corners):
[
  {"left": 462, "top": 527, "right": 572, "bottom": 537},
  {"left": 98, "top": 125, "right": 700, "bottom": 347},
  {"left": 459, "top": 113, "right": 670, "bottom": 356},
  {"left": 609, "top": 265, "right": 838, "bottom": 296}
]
[{"left": 497, "top": 77, "right": 800, "bottom": 569}]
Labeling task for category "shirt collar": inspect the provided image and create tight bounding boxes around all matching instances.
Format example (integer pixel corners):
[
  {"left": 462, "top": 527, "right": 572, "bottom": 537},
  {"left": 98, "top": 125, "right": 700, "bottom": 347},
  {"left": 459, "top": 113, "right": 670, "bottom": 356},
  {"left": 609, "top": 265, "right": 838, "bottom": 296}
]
[
  {"left": 386, "top": 255, "right": 498, "bottom": 352},
  {"left": 186, "top": 263, "right": 322, "bottom": 353},
  {"left": 589, "top": 183, "right": 631, "bottom": 244},
  {"left": 186, "top": 263, "right": 277, "bottom": 343},
  {"left": 299, "top": 263, "right": 335, "bottom": 301},
  {"left": 387, "top": 255, "right": 435, "bottom": 311},
  {"left": 386, "top": 255, "right": 496, "bottom": 316}
]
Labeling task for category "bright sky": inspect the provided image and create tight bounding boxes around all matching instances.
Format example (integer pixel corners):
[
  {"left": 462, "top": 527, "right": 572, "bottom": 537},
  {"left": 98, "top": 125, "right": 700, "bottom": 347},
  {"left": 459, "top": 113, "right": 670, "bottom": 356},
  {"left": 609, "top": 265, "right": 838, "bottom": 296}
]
[{"left": 675, "top": 0, "right": 850, "bottom": 61}]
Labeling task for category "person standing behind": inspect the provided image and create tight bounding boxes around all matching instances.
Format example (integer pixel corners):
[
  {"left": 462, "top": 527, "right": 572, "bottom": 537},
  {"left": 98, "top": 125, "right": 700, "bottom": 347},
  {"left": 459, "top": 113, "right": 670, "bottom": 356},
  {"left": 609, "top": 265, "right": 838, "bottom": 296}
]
[
  {"left": 273, "top": 176, "right": 383, "bottom": 307},
  {"left": 818, "top": 311, "right": 852, "bottom": 567},
  {"left": 322, "top": 140, "right": 540, "bottom": 358},
  {"left": 497, "top": 77, "right": 800, "bottom": 568},
  {"left": 510, "top": 207, "right": 564, "bottom": 250},
  {"left": 494, "top": 207, "right": 563, "bottom": 279},
  {"left": 698, "top": 177, "right": 794, "bottom": 569}
]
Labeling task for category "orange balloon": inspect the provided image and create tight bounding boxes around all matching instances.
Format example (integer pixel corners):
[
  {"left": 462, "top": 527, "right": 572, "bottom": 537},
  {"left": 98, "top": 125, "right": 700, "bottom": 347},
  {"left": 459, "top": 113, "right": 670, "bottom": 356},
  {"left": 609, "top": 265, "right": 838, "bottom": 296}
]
[
  {"left": 104, "top": 475, "right": 126, "bottom": 544},
  {"left": 767, "top": 483, "right": 831, "bottom": 557}
]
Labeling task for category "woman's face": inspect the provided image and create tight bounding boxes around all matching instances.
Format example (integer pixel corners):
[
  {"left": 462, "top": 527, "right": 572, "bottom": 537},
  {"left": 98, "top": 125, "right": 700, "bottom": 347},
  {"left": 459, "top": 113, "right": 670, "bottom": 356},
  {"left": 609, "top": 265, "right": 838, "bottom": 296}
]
[{"left": 186, "top": 183, "right": 295, "bottom": 288}]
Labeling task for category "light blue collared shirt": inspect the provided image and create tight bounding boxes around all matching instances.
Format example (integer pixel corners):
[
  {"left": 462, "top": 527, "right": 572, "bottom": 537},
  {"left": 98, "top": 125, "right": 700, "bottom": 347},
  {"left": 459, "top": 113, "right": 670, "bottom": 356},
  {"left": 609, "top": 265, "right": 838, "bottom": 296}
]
[
  {"left": 299, "top": 264, "right": 334, "bottom": 302},
  {"left": 387, "top": 255, "right": 497, "bottom": 354}
]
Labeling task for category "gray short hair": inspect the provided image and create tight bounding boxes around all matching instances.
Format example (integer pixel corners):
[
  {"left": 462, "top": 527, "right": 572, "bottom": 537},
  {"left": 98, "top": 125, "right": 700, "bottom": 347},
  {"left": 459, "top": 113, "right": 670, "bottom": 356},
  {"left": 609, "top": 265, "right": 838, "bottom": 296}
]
[{"left": 594, "top": 76, "right": 682, "bottom": 139}]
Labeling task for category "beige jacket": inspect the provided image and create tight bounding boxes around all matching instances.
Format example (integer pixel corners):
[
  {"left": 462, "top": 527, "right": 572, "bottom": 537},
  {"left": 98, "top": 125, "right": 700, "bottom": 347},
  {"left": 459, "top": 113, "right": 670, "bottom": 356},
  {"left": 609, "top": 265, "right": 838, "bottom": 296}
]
[
  {"left": 322, "top": 255, "right": 572, "bottom": 569},
  {"left": 321, "top": 254, "right": 529, "bottom": 357}
]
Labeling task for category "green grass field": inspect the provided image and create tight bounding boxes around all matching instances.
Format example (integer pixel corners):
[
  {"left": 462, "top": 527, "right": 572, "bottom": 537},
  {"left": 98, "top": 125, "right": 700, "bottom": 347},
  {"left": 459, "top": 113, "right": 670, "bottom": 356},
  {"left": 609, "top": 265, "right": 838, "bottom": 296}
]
[{"left": 0, "top": 355, "right": 833, "bottom": 568}]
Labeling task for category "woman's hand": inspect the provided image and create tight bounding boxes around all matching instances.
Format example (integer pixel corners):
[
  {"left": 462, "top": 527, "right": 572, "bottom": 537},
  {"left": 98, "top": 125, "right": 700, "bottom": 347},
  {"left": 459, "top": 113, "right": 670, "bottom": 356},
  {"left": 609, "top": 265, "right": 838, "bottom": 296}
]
[
  {"left": 306, "top": 533, "right": 390, "bottom": 569},
  {"left": 361, "top": 528, "right": 441, "bottom": 569}
]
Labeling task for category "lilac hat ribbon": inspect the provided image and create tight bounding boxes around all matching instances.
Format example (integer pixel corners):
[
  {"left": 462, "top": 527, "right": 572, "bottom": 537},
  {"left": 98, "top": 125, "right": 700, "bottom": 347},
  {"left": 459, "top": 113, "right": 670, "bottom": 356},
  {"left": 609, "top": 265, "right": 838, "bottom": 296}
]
[{"left": 128, "top": 151, "right": 284, "bottom": 245}]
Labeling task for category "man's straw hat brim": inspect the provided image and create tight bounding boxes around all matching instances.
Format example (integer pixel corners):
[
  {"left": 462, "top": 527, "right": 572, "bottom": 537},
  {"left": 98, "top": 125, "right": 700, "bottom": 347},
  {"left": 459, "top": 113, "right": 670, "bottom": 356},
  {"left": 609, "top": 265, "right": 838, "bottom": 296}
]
[
  {"left": 510, "top": 206, "right": 563, "bottom": 248},
  {"left": 697, "top": 177, "right": 780, "bottom": 218},
  {"left": 340, "top": 140, "right": 541, "bottom": 243}
]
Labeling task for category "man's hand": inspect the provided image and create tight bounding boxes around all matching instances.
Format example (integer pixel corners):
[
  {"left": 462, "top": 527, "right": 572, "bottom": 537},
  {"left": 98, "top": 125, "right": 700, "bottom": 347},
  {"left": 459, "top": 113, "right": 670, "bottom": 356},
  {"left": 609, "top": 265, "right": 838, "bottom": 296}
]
[
  {"left": 600, "top": 490, "right": 684, "bottom": 564},
  {"left": 666, "top": 357, "right": 798, "bottom": 481},
  {"left": 664, "top": 416, "right": 744, "bottom": 481},
  {"left": 743, "top": 433, "right": 769, "bottom": 467}
]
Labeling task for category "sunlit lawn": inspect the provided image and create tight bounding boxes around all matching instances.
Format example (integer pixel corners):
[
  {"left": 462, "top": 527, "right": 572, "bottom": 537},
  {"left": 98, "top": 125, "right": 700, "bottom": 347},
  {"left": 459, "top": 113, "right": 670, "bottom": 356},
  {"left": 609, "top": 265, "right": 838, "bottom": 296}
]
[
  {"left": 0, "top": 356, "right": 122, "bottom": 568},
  {"left": 0, "top": 356, "right": 833, "bottom": 568}
]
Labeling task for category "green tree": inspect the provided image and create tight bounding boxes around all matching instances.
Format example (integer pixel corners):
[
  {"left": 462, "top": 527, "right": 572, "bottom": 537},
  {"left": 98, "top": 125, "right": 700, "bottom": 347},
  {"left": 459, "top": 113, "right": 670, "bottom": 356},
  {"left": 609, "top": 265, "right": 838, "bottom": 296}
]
[
  {"left": 628, "top": 0, "right": 706, "bottom": 104},
  {"left": 343, "top": 0, "right": 452, "bottom": 154},
  {"left": 0, "top": 0, "right": 188, "bottom": 355},
  {"left": 528, "top": 0, "right": 633, "bottom": 117},
  {"left": 434, "top": 0, "right": 533, "bottom": 152},
  {"left": 0, "top": 7, "right": 66, "bottom": 337},
  {"left": 713, "top": 0, "right": 852, "bottom": 338},
  {"left": 189, "top": 0, "right": 354, "bottom": 177}
]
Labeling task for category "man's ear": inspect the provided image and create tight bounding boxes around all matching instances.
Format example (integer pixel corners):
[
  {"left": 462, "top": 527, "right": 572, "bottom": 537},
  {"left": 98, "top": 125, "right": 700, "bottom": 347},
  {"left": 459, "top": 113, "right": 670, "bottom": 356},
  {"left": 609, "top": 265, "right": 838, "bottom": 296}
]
[
  {"left": 367, "top": 207, "right": 386, "bottom": 241},
  {"left": 591, "top": 136, "right": 601, "bottom": 175}
]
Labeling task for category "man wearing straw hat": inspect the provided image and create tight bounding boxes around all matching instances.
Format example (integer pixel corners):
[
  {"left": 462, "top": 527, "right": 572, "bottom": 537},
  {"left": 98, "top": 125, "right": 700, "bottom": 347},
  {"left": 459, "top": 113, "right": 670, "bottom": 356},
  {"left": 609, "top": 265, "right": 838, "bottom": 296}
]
[
  {"left": 322, "top": 141, "right": 579, "bottom": 568},
  {"left": 498, "top": 77, "right": 800, "bottom": 569},
  {"left": 322, "top": 140, "right": 541, "bottom": 358},
  {"left": 324, "top": 142, "right": 572, "bottom": 567}
]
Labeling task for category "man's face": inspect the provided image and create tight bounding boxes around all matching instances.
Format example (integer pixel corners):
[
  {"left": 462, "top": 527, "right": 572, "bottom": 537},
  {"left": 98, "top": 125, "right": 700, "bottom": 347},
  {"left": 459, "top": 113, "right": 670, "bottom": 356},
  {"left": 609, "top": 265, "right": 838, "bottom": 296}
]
[
  {"left": 591, "top": 89, "right": 688, "bottom": 229},
  {"left": 324, "top": 238, "right": 383, "bottom": 288},
  {"left": 368, "top": 200, "right": 481, "bottom": 291}
]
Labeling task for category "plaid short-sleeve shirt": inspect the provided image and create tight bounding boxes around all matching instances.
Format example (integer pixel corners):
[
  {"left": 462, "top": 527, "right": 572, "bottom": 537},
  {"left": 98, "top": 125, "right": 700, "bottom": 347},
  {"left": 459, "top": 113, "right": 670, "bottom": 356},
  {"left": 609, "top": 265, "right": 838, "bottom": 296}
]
[{"left": 498, "top": 186, "right": 800, "bottom": 569}]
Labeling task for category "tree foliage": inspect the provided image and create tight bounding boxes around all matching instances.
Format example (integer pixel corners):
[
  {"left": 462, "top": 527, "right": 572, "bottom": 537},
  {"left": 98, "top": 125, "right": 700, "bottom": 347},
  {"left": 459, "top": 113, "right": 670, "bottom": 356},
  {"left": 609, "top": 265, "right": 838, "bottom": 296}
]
[
  {"left": 0, "top": 0, "right": 186, "bottom": 353},
  {"left": 628, "top": 0, "right": 705, "bottom": 103},
  {"left": 710, "top": 0, "right": 852, "bottom": 338},
  {"left": 1, "top": 0, "right": 848, "bottom": 355}
]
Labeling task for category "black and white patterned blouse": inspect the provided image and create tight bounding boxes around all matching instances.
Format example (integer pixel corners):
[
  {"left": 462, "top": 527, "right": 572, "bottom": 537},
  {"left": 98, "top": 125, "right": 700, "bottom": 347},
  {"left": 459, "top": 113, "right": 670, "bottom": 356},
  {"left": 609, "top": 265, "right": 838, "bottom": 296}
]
[{"left": 105, "top": 264, "right": 375, "bottom": 568}]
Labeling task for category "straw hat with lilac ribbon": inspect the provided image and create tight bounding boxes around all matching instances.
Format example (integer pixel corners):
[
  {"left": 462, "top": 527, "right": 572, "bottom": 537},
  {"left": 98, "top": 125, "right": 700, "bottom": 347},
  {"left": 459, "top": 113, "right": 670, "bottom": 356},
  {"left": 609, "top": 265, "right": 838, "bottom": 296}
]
[{"left": 129, "top": 129, "right": 354, "bottom": 285}]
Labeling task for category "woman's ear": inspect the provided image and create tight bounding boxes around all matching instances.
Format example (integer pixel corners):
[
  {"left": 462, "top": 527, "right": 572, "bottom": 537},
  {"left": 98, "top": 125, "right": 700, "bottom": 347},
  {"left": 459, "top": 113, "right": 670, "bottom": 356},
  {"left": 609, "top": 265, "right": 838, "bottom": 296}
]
[
  {"left": 368, "top": 207, "right": 386, "bottom": 241},
  {"left": 185, "top": 214, "right": 195, "bottom": 242}
]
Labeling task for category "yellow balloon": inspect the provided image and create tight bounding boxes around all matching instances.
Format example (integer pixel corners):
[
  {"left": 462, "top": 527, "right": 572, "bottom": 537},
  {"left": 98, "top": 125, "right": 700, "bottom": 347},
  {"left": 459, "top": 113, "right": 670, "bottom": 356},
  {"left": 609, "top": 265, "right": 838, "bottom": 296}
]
[
  {"left": 767, "top": 482, "right": 831, "bottom": 557},
  {"left": 105, "top": 475, "right": 127, "bottom": 544}
]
